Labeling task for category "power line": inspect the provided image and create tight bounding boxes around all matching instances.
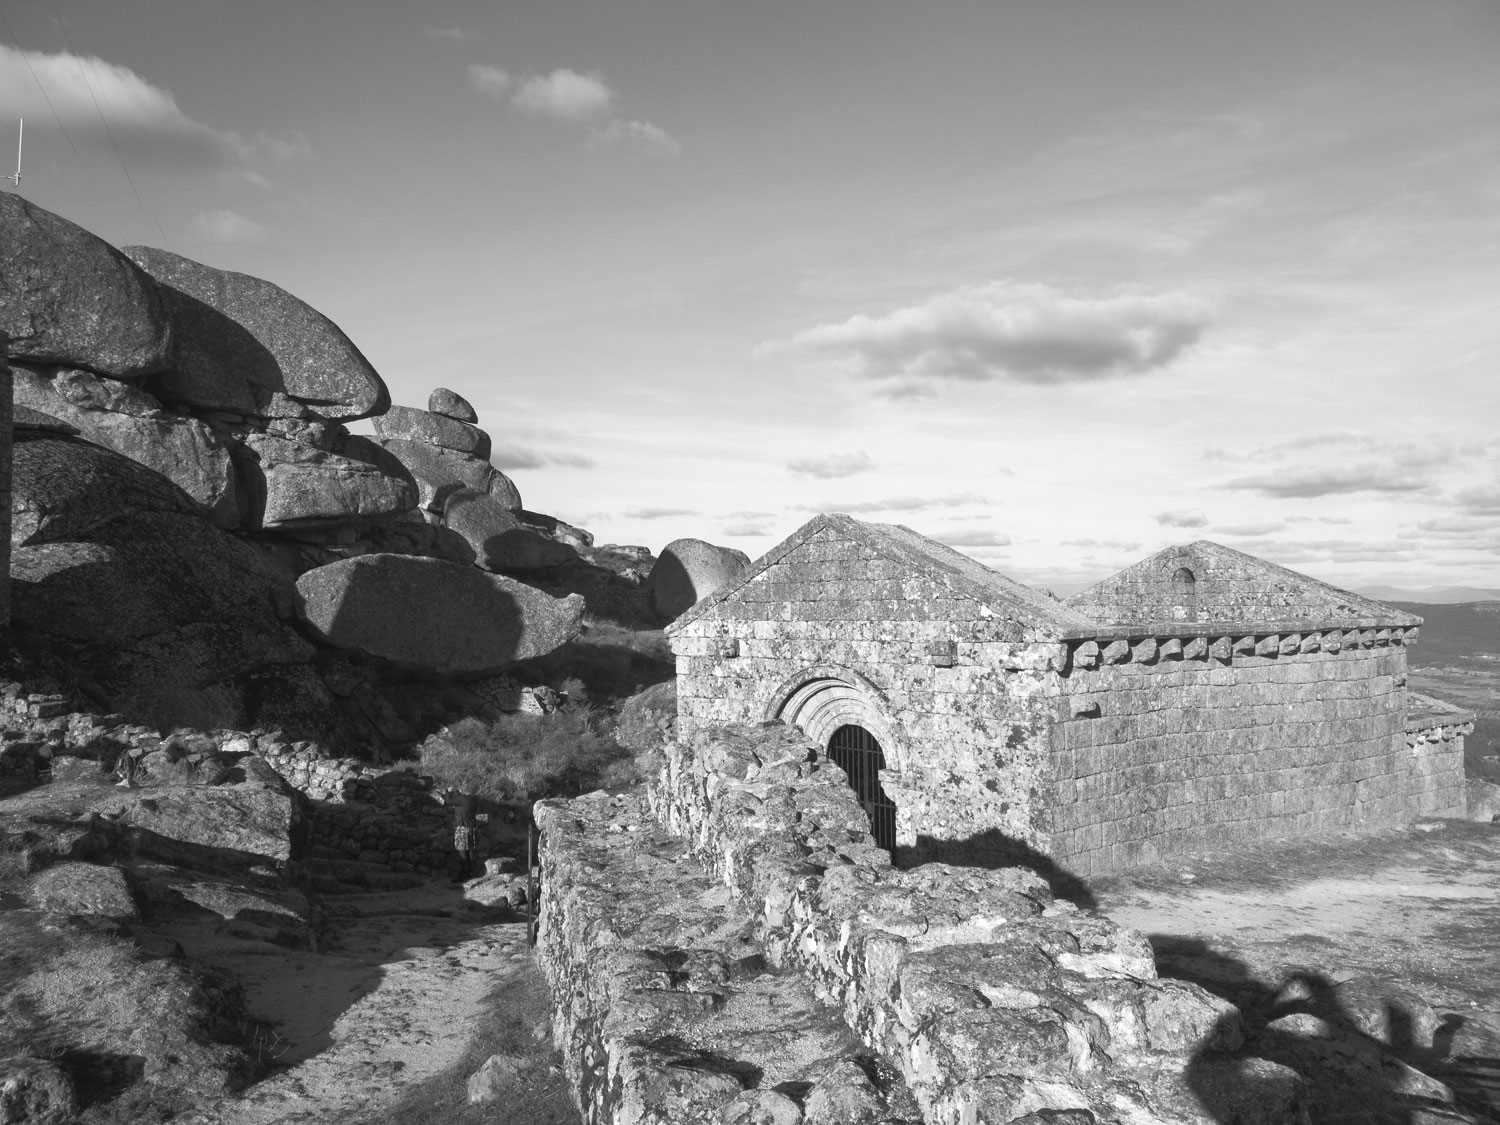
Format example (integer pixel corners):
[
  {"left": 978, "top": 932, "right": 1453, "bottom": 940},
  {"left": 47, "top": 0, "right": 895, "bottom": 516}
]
[
  {"left": 51, "top": 0, "right": 169, "bottom": 249},
  {"left": 0, "top": 10, "right": 127, "bottom": 241}
]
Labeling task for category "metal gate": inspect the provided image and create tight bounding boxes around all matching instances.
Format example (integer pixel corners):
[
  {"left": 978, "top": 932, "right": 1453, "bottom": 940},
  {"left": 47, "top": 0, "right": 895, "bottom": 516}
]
[{"left": 826, "top": 724, "right": 897, "bottom": 853}]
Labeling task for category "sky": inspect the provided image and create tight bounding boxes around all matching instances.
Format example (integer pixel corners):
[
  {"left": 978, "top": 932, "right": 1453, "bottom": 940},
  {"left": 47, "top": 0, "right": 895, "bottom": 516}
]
[{"left": 2, "top": 0, "right": 1498, "bottom": 594}]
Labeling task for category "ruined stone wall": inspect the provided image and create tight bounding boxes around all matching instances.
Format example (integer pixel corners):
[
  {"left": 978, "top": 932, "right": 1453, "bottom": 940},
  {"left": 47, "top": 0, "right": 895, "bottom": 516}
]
[
  {"left": 671, "top": 528, "right": 1066, "bottom": 861},
  {"left": 640, "top": 723, "right": 1298, "bottom": 1124},
  {"left": 1051, "top": 625, "right": 1461, "bottom": 875}
]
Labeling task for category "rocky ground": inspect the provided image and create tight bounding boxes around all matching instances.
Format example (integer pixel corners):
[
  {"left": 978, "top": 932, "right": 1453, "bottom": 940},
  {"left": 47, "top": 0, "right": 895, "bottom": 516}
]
[{"left": 1092, "top": 818, "right": 1500, "bottom": 1122}]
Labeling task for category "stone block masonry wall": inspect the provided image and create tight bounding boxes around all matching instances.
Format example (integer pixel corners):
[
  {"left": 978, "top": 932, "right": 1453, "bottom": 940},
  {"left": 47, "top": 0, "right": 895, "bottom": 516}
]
[
  {"left": 643, "top": 723, "right": 1310, "bottom": 1125},
  {"left": 1053, "top": 626, "right": 1457, "bottom": 876},
  {"left": 671, "top": 526, "right": 1066, "bottom": 862}
]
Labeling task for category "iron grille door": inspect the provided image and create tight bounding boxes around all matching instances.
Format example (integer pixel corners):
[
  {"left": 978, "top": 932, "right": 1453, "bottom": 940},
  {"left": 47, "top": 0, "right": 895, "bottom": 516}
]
[{"left": 827, "top": 724, "right": 896, "bottom": 853}]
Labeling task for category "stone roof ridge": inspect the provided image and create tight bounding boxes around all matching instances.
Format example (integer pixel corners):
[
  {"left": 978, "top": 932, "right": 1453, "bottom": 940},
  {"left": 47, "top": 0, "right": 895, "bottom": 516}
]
[
  {"left": 1066, "top": 539, "right": 1423, "bottom": 629},
  {"left": 667, "top": 512, "right": 1096, "bottom": 635}
]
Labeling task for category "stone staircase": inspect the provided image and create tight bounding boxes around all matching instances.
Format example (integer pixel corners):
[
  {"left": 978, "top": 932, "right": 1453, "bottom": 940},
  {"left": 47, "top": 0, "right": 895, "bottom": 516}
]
[{"left": 303, "top": 844, "right": 431, "bottom": 896}]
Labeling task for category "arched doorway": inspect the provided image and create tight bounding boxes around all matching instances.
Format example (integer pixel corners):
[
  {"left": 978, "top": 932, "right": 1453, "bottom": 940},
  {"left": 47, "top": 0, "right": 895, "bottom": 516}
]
[{"left": 826, "top": 724, "right": 897, "bottom": 853}]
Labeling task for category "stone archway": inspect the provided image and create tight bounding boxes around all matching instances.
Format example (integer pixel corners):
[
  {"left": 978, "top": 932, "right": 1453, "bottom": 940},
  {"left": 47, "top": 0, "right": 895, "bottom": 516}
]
[{"left": 765, "top": 665, "right": 902, "bottom": 771}]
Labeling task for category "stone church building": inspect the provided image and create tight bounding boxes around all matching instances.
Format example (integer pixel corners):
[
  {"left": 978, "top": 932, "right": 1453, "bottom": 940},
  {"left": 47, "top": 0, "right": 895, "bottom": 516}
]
[{"left": 666, "top": 513, "right": 1467, "bottom": 876}]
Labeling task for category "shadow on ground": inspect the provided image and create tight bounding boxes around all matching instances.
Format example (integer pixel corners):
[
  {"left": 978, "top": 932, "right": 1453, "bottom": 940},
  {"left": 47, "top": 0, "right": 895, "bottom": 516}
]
[{"left": 1156, "top": 937, "right": 1500, "bottom": 1124}]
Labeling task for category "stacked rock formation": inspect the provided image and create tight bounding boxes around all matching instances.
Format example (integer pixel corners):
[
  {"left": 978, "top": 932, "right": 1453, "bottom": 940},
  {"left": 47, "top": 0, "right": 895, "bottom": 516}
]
[{"left": 0, "top": 194, "right": 588, "bottom": 741}]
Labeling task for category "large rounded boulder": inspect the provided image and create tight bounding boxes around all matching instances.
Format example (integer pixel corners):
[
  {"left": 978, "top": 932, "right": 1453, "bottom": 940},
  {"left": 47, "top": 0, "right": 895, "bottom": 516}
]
[
  {"left": 1, "top": 193, "right": 171, "bottom": 379},
  {"left": 372, "top": 436, "right": 522, "bottom": 512},
  {"left": 648, "top": 538, "right": 751, "bottom": 623},
  {"left": 443, "top": 489, "right": 576, "bottom": 572},
  {"left": 296, "top": 554, "right": 584, "bottom": 675},
  {"left": 123, "top": 246, "right": 390, "bottom": 421}
]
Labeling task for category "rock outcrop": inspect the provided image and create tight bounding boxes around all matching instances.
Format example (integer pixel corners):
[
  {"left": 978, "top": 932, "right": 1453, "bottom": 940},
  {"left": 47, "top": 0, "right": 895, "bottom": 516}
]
[
  {"left": 295, "top": 554, "right": 584, "bottom": 675},
  {"left": 123, "top": 246, "right": 390, "bottom": 422},
  {"left": 443, "top": 489, "right": 576, "bottom": 572},
  {"left": 373, "top": 435, "right": 522, "bottom": 513},
  {"left": 429, "top": 386, "right": 477, "bottom": 423},
  {"left": 0, "top": 192, "right": 171, "bottom": 379},
  {"left": 372, "top": 403, "right": 491, "bottom": 458},
  {"left": 648, "top": 537, "right": 751, "bottom": 622},
  {"left": 13, "top": 362, "right": 240, "bottom": 526},
  {"left": 0, "top": 1057, "right": 78, "bottom": 1125},
  {"left": 238, "top": 433, "right": 417, "bottom": 530}
]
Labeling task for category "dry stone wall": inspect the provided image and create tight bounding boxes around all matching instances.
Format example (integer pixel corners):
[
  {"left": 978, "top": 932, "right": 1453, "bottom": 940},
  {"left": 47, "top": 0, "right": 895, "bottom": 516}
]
[
  {"left": 535, "top": 788, "right": 923, "bottom": 1125},
  {"left": 671, "top": 527, "right": 1066, "bottom": 863},
  {"left": 1052, "top": 625, "right": 1460, "bottom": 875},
  {"left": 643, "top": 723, "right": 1303, "bottom": 1125}
]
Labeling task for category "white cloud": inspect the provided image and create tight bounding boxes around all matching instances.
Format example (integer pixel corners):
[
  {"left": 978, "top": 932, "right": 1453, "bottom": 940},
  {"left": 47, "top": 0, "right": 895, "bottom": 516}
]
[
  {"left": 467, "top": 64, "right": 512, "bottom": 99},
  {"left": 1154, "top": 509, "right": 1209, "bottom": 528},
  {"left": 786, "top": 451, "right": 872, "bottom": 480},
  {"left": 932, "top": 529, "right": 1012, "bottom": 548},
  {"left": 588, "top": 118, "right": 680, "bottom": 155},
  {"left": 1221, "top": 462, "right": 1440, "bottom": 499},
  {"left": 722, "top": 521, "right": 772, "bottom": 537},
  {"left": 513, "top": 69, "right": 614, "bottom": 121},
  {"left": 1214, "top": 521, "right": 1288, "bottom": 537},
  {"left": 256, "top": 130, "right": 310, "bottom": 162},
  {"left": 192, "top": 209, "right": 269, "bottom": 244},
  {"left": 795, "top": 493, "right": 988, "bottom": 513},
  {"left": 491, "top": 444, "right": 596, "bottom": 470},
  {"left": 773, "top": 282, "right": 1211, "bottom": 391},
  {"left": 622, "top": 507, "right": 699, "bottom": 520}
]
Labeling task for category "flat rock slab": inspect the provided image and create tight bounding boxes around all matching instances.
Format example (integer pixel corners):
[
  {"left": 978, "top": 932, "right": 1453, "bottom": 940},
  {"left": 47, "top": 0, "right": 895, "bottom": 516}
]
[
  {"left": 124, "top": 246, "right": 390, "bottom": 421},
  {"left": 296, "top": 554, "right": 584, "bottom": 675},
  {"left": 1, "top": 193, "right": 171, "bottom": 379},
  {"left": 372, "top": 404, "right": 490, "bottom": 458},
  {"left": 26, "top": 861, "right": 140, "bottom": 920},
  {"left": 240, "top": 433, "right": 418, "bottom": 530}
]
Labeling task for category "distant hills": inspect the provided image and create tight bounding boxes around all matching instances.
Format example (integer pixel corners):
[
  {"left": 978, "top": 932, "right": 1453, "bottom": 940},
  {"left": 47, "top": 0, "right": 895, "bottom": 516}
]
[
  {"left": 1357, "top": 586, "right": 1500, "bottom": 605},
  {"left": 1385, "top": 600, "right": 1500, "bottom": 668}
]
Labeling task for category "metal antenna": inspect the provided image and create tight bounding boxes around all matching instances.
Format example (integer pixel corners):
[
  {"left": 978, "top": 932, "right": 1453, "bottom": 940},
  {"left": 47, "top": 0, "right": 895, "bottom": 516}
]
[{"left": 3, "top": 119, "right": 20, "bottom": 187}]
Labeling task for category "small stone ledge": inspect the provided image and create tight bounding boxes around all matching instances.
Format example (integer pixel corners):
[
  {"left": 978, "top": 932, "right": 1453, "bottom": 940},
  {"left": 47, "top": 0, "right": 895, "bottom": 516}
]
[
  {"left": 534, "top": 789, "right": 922, "bottom": 1125},
  {"left": 1405, "top": 691, "right": 1476, "bottom": 745},
  {"left": 645, "top": 722, "right": 1287, "bottom": 1124},
  {"left": 1061, "top": 624, "right": 1420, "bottom": 671}
]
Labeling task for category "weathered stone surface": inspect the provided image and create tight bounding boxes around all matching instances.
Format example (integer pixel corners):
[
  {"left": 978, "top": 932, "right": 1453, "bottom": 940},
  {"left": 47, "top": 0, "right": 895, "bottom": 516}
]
[
  {"left": 429, "top": 386, "right": 477, "bottom": 423},
  {"left": 372, "top": 436, "right": 521, "bottom": 512},
  {"left": 10, "top": 440, "right": 311, "bottom": 727},
  {"left": 443, "top": 489, "right": 576, "bottom": 571},
  {"left": 11, "top": 430, "right": 199, "bottom": 547},
  {"left": 26, "top": 862, "right": 139, "bottom": 919},
  {"left": 648, "top": 537, "right": 751, "bottom": 623},
  {"left": 124, "top": 246, "right": 390, "bottom": 421},
  {"left": 240, "top": 433, "right": 418, "bottom": 529},
  {"left": 535, "top": 789, "right": 921, "bottom": 1125},
  {"left": 372, "top": 404, "right": 490, "bottom": 458},
  {"left": 520, "top": 509, "right": 594, "bottom": 551},
  {"left": 0, "top": 193, "right": 171, "bottom": 379},
  {"left": 0, "top": 1056, "right": 78, "bottom": 1125},
  {"left": 642, "top": 722, "right": 1246, "bottom": 1124},
  {"left": 13, "top": 403, "right": 78, "bottom": 434},
  {"left": 466, "top": 1053, "right": 524, "bottom": 1105},
  {"left": 14, "top": 363, "right": 239, "bottom": 526},
  {"left": 126, "top": 782, "right": 300, "bottom": 865},
  {"left": 296, "top": 554, "right": 584, "bottom": 675}
]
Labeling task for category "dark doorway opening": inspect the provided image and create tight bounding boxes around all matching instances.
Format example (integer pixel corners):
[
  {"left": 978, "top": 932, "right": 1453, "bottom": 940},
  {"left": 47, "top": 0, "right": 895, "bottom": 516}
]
[{"left": 826, "top": 724, "right": 897, "bottom": 853}]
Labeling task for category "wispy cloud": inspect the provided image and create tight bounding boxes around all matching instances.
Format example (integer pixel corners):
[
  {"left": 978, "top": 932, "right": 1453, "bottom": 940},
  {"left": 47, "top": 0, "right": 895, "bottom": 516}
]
[
  {"left": 490, "top": 445, "right": 596, "bottom": 470},
  {"left": 467, "top": 64, "right": 512, "bottom": 98},
  {"left": 192, "top": 209, "right": 268, "bottom": 244},
  {"left": 1220, "top": 462, "right": 1440, "bottom": 499},
  {"left": 771, "top": 282, "right": 1211, "bottom": 396},
  {"left": 0, "top": 43, "right": 296, "bottom": 171},
  {"left": 786, "top": 451, "right": 873, "bottom": 480},
  {"left": 622, "top": 507, "right": 699, "bottom": 520},
  {"left": 513, "top": 69, "right": 614, "bottom": 121},
  {"left": 1455, "top": 480, "right": 1500, "bottom": 514},
  {"left": 1213, "top": 521, "right": 1288, "bottom": 537},
  {"left": 722, "top": 521, "right": 772, "bottom": 537},
  {"left": 588, "top": 118, "right": 681, "bottom": 155},
  {"left": 795, "top": 493, "right": 988, "bottom": 513},
  {"left": 1155, "top": 509, "right": 1208, "bottom": 528},
  {"left": 932, "top": 529, "right": 1012, "bottom": 548},
  {"left": 425, "top": 26, "right": 477, "bottom": 44}
]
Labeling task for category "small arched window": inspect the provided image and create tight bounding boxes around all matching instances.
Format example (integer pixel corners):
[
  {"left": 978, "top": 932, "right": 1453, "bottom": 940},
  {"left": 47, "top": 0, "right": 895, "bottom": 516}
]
[{"left": 1172, "top": 566, "right": 1198, "bottom": 620}]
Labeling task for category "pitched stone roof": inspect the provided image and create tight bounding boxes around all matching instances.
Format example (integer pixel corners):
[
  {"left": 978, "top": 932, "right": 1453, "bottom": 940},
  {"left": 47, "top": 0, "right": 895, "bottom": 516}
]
[
  {"left": 667, "top": 512, "right": 1095, "bottom": 636},
  {"left": 1065, "top": 540, "right": 1422, "bottom": 631}
]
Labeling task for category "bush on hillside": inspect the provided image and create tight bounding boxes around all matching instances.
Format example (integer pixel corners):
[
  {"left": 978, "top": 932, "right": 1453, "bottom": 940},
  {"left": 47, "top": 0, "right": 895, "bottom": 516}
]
[
  {"left": 417, "top": 708, "right": 638, "bottom": 803},
  {"left": 511, "top": 622, "right": 673, "bottom": 709}
]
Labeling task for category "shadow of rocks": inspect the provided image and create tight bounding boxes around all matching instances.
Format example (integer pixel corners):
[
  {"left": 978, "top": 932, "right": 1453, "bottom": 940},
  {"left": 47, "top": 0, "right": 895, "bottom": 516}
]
[
  {"left": 1154, "top": 936, "right": 1500, "bottom": 1124},
  {"left": 901, "top": 829, "right": 1099, "bottom": 911}
]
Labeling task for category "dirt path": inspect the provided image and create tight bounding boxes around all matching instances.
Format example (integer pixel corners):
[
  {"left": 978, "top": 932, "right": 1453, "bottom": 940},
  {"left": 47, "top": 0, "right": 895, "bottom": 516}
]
[{"left": 179, "top": 883, "right": 559, "bottom": 1125}]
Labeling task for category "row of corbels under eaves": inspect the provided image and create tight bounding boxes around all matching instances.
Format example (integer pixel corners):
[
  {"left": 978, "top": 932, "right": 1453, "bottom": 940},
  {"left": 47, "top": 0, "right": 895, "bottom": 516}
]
[{"left": 1068, "top": 626, "right": 1421, "bottom": 671}]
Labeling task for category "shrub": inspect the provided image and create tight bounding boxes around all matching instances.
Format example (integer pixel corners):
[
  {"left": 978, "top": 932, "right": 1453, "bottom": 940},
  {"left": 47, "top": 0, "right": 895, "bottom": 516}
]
[
  {"left": 417, "top": 708, "right": 638, "bottom": 803},
  {"left": 511, "top": 623, "right": 673, "bottom": 709}
]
